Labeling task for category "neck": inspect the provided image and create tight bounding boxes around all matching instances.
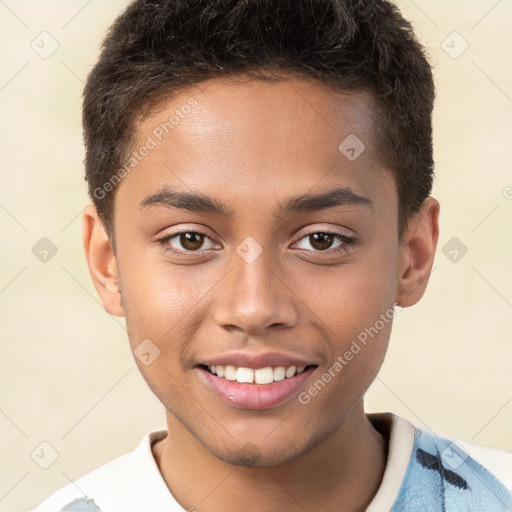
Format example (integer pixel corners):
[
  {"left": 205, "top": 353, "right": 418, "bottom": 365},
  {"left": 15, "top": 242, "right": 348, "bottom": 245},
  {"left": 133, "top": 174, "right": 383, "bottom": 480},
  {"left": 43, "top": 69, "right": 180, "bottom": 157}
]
[{"left": 152, "top": 401, "right": 387, "bottom": 512}]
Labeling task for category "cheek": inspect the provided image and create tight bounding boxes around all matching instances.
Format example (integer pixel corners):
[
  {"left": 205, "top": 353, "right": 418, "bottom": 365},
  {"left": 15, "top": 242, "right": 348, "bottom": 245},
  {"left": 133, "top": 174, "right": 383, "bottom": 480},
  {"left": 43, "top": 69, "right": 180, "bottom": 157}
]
[
  {"left": 305, "top": 260, "right": 397, "bottom": 342},
  {"left": 296, "top": 244, "right": 398, "bottom": 386},
  {"left": 296, "top": 270, "right": 395, "bottom": 418},
  {"left": 117, "top": 249, "right": 220, "bottom": 347}
]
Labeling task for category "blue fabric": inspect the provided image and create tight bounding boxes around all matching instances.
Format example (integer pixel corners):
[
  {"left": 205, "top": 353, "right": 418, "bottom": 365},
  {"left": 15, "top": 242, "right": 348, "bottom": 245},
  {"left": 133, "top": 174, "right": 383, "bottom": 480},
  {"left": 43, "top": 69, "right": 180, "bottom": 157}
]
[
  {"left": 391, "top": 428, "right": 512, "bottom": 511},
  {"left": 59, "top": 497, "right": 102, "bottom": 512}
]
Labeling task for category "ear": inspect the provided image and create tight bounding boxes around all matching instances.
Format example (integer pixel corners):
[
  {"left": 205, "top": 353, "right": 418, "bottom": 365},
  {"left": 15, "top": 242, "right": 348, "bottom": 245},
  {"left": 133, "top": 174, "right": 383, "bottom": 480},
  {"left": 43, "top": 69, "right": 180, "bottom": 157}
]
[
  {"left": 82, "top": 204, "right": 124, "bottom": 317},
  {"left": 396, "top": 197, "right": 440, "bottom": 307}
]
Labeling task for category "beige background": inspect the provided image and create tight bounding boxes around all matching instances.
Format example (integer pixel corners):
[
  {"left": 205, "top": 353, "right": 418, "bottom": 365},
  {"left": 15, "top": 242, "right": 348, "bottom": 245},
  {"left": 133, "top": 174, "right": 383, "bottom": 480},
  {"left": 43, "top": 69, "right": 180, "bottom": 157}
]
[{"left": 0, "top": 1, "right": 511, "bottom": 511}]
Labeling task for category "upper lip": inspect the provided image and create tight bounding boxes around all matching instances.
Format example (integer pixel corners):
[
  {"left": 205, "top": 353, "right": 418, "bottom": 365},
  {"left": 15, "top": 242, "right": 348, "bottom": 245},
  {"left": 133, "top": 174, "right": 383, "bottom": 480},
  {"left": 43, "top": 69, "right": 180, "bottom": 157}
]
[{"left": 200, "top": 351, "right": 319, "bottom": 369}]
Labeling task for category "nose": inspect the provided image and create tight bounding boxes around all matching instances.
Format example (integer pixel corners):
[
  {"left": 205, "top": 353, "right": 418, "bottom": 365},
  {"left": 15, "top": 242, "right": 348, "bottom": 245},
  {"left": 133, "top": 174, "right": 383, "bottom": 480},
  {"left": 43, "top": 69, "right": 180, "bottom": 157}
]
[{"left": 212, "top": 243, "right": 299, "bottom": 335}]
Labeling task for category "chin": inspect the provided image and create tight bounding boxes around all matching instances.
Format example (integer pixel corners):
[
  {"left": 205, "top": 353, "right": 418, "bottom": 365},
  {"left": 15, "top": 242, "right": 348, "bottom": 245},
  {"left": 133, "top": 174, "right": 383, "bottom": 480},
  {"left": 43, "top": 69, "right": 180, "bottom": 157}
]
[{"left": 203, "top": 435, "right": 314, "bottom": 468}]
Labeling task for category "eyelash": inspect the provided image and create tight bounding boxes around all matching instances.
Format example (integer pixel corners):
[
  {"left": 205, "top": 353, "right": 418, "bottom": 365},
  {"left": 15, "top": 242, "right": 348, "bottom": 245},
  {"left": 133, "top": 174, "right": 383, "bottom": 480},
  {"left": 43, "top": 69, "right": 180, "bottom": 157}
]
[{"left": 156, "top": 228, "right": 356, "bottom": 258}]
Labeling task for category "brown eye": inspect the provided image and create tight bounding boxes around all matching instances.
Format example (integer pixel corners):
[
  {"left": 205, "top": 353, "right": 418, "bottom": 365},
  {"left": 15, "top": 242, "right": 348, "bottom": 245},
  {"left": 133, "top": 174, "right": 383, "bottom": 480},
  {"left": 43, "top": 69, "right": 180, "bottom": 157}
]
[
  {"left": 308, "top": 232, "right": 335, "bottom": 251},
  {"left": 160, "top": 230, "right": 218, "bottom": 254},
  {"left": 179, "top": 232, "right": 205, "bottom": 251},
  {"left": 294, "top": 230, "right": 354, "bottom": 255}
]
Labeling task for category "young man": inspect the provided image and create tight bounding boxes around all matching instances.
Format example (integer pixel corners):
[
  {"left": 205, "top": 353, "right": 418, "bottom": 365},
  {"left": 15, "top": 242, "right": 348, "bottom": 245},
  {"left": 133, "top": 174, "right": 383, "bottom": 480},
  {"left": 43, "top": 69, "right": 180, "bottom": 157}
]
[{"left": 31, "top": 0, "right": 511, "bottom": 511}]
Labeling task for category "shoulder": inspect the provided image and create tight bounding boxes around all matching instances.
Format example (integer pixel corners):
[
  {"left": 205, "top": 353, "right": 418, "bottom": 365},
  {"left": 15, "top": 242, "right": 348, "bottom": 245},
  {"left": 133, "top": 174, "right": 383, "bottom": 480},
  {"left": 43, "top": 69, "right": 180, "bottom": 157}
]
[
  {"left": 28, "top": 450, "right": 135, "bottom": 512},
  {"left": 414, "top": 428, "right": 512, "bottom": 491},
  {"left": 395, "top": 426, "right": 512, "bottom": 511},
  {"left": 456, "top": 438, "right": 512, "bottom": 491},
  {"left": 28, "top": 429, "right": 175, "bottom": 512}
]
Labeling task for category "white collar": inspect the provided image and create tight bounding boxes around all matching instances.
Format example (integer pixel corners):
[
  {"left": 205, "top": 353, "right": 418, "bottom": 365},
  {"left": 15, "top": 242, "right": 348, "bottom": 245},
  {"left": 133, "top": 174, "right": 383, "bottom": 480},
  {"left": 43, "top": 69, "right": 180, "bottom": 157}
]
[
  {"left": 139, "top": 412, "right": 417, "bottom": 512},
  {"left": 34, "top": 412, "right": 418, "bottom": 512},
  {"left": 365, "top": 412, "right": 416, "bottom": 511}
]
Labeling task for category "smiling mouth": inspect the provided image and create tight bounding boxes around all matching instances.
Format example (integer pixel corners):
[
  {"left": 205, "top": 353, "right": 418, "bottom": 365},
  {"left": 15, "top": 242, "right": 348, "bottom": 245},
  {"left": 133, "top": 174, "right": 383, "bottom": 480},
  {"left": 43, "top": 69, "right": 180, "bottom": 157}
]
[{"left": 199, "top": 364, "right": 318, "bottom": 384}]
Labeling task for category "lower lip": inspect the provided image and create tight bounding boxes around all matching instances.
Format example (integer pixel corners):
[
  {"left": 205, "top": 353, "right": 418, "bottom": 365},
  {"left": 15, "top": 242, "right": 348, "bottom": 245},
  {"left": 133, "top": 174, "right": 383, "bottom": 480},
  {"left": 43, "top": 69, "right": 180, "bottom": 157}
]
[{"left": 196, "top": 366, "right": 316, "bottom": 410}]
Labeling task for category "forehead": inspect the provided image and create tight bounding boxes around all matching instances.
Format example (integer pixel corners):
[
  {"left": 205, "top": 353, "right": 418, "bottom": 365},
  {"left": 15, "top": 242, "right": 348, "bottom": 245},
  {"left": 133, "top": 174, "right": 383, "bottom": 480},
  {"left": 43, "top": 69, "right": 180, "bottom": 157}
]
[{"left": 116, "top": 75, "right": 395, "bottom": 219}]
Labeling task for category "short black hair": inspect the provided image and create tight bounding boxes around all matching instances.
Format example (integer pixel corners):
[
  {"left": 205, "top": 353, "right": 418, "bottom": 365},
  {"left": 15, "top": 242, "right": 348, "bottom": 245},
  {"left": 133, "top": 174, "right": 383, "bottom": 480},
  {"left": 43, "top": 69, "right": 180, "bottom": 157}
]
[{"left": 83, "top": 0, "right": 435, "bottom": 240}]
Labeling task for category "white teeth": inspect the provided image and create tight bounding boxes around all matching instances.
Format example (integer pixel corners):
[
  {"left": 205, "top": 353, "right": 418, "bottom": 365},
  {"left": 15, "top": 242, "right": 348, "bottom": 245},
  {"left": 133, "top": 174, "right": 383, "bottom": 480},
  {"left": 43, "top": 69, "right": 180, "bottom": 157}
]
[
  {"left": 224, "top": 365, "right": 237, "bottom": 380},
  {"left": 273, "top": 367, "right": 285, "bottom": 381},
  {"left": 254, "top": 367, "right": 274, "bottom": 384},
  {"left": 285, "top": 365, "right": 297, "bottom": 378},
  {"left": 206, "top": 364, "right": 308, "bottom": 384},
  {"left": 235, "top": 367, "right": 254, "bottom": 383}
]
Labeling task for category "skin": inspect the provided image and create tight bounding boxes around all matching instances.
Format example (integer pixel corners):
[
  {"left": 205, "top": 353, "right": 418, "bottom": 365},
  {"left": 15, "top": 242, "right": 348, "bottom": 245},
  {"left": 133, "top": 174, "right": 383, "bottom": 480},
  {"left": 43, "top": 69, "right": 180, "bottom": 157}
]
[{"left": 83, "top": 75, "right": 440, "bottom": 512}]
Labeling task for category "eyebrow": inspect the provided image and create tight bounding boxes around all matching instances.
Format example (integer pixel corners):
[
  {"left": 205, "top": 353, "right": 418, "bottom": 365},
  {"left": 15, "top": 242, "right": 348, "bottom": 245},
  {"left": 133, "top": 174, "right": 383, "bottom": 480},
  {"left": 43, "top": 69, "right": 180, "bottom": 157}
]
[{"left": 138, "top": 185, "right": 373, "bottom": 217}]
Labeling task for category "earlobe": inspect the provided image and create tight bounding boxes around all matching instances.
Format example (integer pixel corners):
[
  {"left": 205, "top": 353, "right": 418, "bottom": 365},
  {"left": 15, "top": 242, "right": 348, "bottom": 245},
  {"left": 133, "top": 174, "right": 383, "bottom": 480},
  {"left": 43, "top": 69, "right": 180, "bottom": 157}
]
[
  {"left": 82, "top": 204, "right": 125, "bottom": 317},
  {"left": 396, "top": 197, "right": 440, "bottom": 308}
]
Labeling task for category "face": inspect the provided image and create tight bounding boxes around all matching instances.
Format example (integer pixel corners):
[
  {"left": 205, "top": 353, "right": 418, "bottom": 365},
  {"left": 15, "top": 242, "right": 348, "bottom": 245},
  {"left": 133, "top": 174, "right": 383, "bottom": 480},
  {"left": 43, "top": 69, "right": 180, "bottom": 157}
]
[{"left": 85, "top": 75, "right": 435, "bottom": 467}]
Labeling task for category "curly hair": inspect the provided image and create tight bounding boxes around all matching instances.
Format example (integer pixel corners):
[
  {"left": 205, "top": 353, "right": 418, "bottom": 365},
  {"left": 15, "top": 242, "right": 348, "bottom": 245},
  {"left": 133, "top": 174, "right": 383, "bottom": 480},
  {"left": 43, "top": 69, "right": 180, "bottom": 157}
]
[{"left": 82, "top": 0, "right": 435, "bottom": 240}]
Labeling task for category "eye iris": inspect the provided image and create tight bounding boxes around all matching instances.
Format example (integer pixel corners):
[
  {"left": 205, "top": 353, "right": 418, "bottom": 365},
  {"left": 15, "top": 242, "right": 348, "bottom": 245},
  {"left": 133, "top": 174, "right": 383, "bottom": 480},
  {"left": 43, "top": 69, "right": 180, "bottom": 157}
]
[
  {"left": 180, "top": 232, "right": 204, "bottom": 250},
  {"left": 310, "top": 232, "right": 334, "bottom": 251}
]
